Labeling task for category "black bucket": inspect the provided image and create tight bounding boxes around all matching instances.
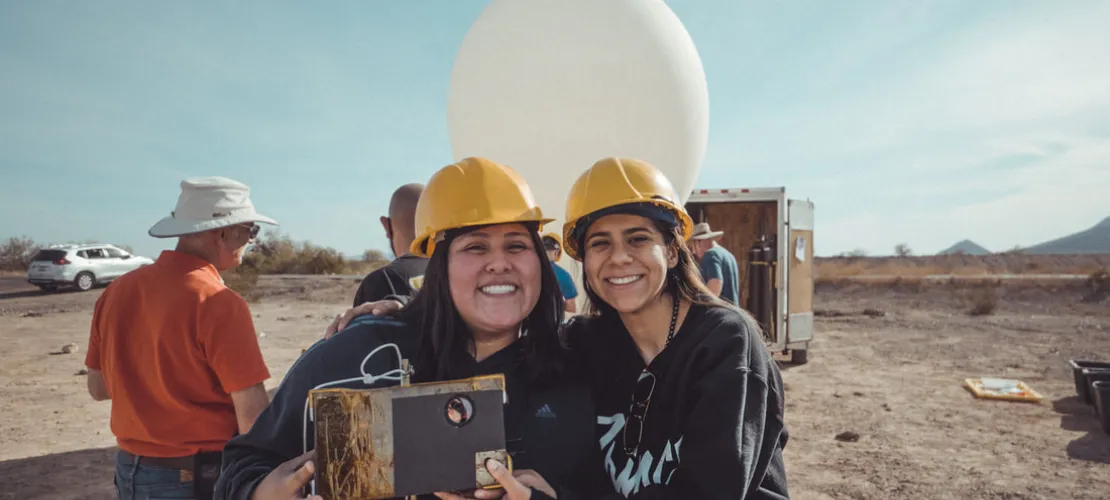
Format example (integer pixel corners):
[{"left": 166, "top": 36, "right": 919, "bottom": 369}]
[
  {"left": 1069, "top": 359, "right": 1110, "bottom": 403},
  {"left": 1085, "top": 370, "right": 1110, "bottom": 406},
  {"left": 1093, "top": 381, "right": 1110, "bottom": 435}
]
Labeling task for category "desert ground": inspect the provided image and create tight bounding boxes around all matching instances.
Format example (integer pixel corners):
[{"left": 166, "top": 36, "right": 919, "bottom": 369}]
[{"left": 1, "top": 273, "right": 1108, "bottom": 500}]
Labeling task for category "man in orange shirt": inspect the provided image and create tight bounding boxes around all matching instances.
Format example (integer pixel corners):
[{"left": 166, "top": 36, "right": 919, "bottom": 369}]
[{"left": 85, "top": 177, "right": 275, "bottom": 500}]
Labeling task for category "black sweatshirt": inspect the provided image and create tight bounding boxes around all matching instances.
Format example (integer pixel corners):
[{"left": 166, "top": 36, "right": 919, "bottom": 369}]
[
  {"left": 352, "top": 255, "right": 428, "bottom": 307},
  {"left": 214, "top": 315, "right": 607, "bottom": 500},
  {"left": 563, "top": 303, "right": 791, "bottom": 499}
]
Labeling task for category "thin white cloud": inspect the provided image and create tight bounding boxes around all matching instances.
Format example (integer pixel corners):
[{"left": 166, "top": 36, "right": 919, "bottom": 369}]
[
  {"left": 818, "top": 136, "right": 1110, "bottom": 255},
  {"left": 705, "top": 1, "right": 1110, "bottom": 255},
  {"left": 3, "top": 1, "right": 1106, "bottom": 260}
]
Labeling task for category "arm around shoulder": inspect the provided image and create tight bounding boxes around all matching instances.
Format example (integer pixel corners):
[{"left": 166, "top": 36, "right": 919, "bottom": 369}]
[{"left": 352, "top": 268, "right": 397, "bottom": 308}]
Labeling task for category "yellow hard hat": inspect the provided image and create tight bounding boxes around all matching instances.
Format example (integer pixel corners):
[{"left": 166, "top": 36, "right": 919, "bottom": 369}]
[
  {"left": 541, "top": 232, "right": 562, "bottom": 246},
  {"left": 410, "top": 157, "right": 554, "bottom": 258},
  {"left": 541, "top": 232, "right": 562, "bottom": 262},
  {"left": 562, "top": 157, "right": 693, "bottom": 260}
]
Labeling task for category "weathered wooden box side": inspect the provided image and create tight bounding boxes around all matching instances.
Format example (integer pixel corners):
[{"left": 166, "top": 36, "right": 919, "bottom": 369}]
[{"left": 310, "top": 375, "right": 507, "bottom": 499}]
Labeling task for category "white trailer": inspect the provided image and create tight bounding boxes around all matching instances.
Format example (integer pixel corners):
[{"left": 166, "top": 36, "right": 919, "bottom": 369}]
[{"left": 684, "top": 187, "right": 815, "bottom": 364}]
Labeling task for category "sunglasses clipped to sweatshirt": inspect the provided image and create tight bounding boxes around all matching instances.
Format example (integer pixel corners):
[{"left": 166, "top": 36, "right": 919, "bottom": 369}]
[{"left": 624, "top": 370, "right": 656, "bottom": 458}]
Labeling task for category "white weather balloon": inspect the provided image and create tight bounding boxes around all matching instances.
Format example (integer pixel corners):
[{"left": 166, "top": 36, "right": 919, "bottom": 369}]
[{"left": 446, "top": 0, "right": 709, "bottom": 249}]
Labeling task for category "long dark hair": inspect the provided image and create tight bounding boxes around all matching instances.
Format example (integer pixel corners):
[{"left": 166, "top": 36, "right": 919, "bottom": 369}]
[{"left": 396, "top": 222, "right": 567, "bottom": 385}]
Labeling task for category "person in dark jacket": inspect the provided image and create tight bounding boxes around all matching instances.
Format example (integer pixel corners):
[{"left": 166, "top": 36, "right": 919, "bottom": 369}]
[
  {"left": 555, "top": 157, "right": 791, "bottom": 500},
  {"left": 351, "top": 182, "right": 428, "bottom": 307},
  {"left": 214, "top": 158, "right": 609, "bottom": 500}
]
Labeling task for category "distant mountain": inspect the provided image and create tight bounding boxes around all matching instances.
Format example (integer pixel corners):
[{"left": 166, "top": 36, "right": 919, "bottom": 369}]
[
  {"left": 939, "top": 239, "right": 990, "bottom": 256},
  {"left": 1023, "top": 216, "right": 1110, "bottom": 255}
]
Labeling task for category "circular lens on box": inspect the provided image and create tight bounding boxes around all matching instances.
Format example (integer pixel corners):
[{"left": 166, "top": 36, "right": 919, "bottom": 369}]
[{"left": 445, "top": 395, "right": 475, "bottom": 427}]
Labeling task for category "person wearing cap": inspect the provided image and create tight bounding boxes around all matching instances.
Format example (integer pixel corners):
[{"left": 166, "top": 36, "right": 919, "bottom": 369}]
[
  {"left": 215, "top": 158, "right": 607, "bottom": 500},
  {"left": 350, "top": 183, "right": 429, "bottom": 307},
  {"left": 84, "top": 176, "right": 276, "bottom": 499},
  {"left": 541, "top": 232, "right": 579, "bottom": 314},
  {"left": 558, "top": 157, "right": 790, "bottom": 499},
  {"left": 688, "top": 221, "right": 740, "bottom": 305}
]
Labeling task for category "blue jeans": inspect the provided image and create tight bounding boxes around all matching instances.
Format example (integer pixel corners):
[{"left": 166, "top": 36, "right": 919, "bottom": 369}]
[{"left": 115, "top": 452, "right": 195, "bottom": 500}]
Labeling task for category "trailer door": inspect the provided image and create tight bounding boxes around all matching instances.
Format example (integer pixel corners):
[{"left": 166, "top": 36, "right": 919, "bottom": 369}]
[{"left": 786, "top": 199, "right": 815, "bottom": 344}]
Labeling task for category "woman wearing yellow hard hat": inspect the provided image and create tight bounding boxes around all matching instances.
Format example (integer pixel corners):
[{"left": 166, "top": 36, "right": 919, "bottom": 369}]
[
  {"left": 560, "top": 157, "right": 791, "bottom": 498},
  {"left": 540, "top": 232, "right": 579, "bottom": 314},
  {"left": 215, "top": 158, "right": 606, "bottom": 500}
]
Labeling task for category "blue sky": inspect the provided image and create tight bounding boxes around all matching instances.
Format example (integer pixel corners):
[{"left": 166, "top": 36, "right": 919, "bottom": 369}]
[{"left": 2, "top": 0, "right": 1108, "bottom": 259}]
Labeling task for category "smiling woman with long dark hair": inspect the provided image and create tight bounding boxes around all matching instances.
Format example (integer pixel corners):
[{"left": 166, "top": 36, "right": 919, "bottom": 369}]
[
  {"left": 555, "top": 157, "right": 791, "bottom": 500},
  {"left": 214, "top": 157, "right": 607, "bottom": 500},
  {"left": 396, "top": 222, "right": 566, "bottom": 388}
]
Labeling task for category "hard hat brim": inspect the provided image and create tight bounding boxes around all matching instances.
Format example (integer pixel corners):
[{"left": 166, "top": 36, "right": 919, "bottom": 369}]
[
  {"left": 411, "top": 217, "right": 555, "bottom": 258},
  {"left": 563, "top": 201, "right": 692, "bottom": 261}
]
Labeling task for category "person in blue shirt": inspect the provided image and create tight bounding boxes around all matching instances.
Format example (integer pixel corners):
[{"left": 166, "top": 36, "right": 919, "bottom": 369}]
[
  {"left": 542, "top": 233, "right": 578, "bottom": 314},
  {"left": 688, "top": 222, "right": 741, "bottom": 305}
]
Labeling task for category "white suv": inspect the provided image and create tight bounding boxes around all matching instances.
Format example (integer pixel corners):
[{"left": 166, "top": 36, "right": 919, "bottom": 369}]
[{"left": 26, "top": 243, "right": 155, "bottom": 292}]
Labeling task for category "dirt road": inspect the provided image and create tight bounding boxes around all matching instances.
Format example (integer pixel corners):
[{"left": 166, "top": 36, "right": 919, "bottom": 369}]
[{"left": 1, "top": 277, "right": 1107, "bottom": 499}]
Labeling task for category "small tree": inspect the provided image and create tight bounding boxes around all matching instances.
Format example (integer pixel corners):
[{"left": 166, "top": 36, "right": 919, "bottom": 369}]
[
  {"left": 0, "top": 236, "right": 40, "bottom": 271},
  {"left": 894, "top": 243, "right": 913, "bottom": 257},
  {"left": 362, "top": 249, "right": 388, "bottom": 263}
]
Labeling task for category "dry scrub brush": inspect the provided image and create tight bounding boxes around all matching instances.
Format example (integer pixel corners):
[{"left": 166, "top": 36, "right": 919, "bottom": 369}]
[
  {"left": 0, "top": 236, "right": 40, "bottom": 271},
  {"left": 948, "top": 281, "right": 1000, "bottom": 316},
  {"left": 965, "top": 284, "right": 999, "bottom": 316},
  {"left": 222, "top": 266, "right": 262, "bottom": 303},
  {"left": 1085, "top": 269, "right": 1110, "bottom": 303},
  {"left": 816, "top": 254, "right": 1110, "bottom": 281},
  {"left": 241, "top": 231, "right": 385, "bottom": 275},
  {"left": 219, "top": 230, "right": 391, "bottom": 301}
]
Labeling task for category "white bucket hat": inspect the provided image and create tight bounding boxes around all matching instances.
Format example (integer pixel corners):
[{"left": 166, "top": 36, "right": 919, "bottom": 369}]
[{"left": 148, "top": 176, "right": 278, "bottom": 238}]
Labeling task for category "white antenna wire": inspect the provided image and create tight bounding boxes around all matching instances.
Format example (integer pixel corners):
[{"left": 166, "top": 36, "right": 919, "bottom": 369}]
[{"left": 302, "top": 342, "right": 409, "bottom": 496}]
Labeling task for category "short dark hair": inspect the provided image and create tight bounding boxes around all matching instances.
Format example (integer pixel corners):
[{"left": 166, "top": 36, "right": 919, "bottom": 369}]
[{"left": 397, "top": 223, "right": 567, "bottom": 385}]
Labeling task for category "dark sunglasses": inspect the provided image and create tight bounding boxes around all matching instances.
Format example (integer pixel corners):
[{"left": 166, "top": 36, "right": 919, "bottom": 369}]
[
  {"left": 624, "top": 370, "right": 656, "bottom": 458},
  {"left": 236, "top": 223, "right": 261, "bottom": 240}
]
